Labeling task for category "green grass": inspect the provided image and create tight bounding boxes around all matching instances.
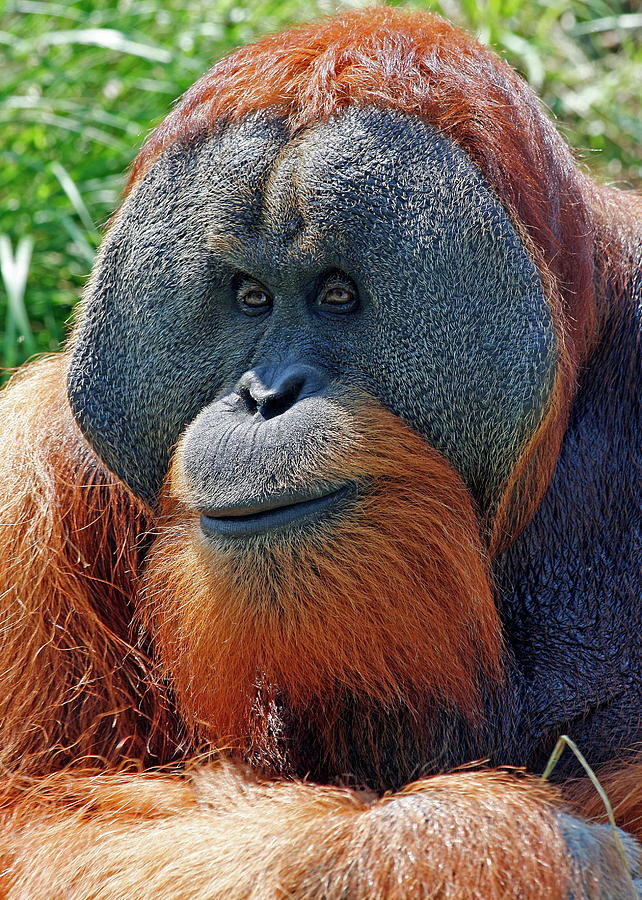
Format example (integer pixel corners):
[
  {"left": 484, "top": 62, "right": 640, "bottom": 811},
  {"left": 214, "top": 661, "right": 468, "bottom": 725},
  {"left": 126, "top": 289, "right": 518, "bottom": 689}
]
[{"left": 2, "top": 0, "right": 641, "bottom": 372}]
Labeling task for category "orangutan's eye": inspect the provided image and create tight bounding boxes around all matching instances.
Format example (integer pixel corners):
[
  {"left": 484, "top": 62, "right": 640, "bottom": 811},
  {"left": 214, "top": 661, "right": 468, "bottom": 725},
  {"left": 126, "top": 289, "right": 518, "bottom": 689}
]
[
  {"left": 317, "top": 274, "right": 359, "bottom": 314},
  {"left": 238, "top": 281, "right": 273, "bottom": 316}
]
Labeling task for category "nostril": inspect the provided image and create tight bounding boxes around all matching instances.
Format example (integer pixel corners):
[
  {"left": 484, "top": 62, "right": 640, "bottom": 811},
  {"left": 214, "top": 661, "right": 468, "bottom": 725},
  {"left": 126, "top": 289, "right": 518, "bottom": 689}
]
[
  {"left": 259, "top": 377, "right": 304, "bottom": 420},
  {"left": 233, "top": 365, "right": 326, "bottom": 420},
  {"left": 238, "top": 384, "right": 259, "bottom": 415}
]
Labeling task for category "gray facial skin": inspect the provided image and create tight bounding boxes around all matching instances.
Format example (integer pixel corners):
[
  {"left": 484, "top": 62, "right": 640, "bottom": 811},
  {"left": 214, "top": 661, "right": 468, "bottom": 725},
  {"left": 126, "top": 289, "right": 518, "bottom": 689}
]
[{"left": 67, "top": 107, "right": 556, "bottom": 510}]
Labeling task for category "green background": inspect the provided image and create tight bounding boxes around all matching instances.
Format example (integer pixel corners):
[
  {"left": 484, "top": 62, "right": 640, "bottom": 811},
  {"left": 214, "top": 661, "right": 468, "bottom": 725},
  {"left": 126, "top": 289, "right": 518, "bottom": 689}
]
[{"left": 2, "top": 0, "right": 641, "bottom": 372}]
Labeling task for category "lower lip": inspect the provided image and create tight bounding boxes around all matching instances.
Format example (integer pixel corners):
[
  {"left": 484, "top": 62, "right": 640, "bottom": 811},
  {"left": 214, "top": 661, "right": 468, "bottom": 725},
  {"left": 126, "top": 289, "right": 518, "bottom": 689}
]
[{"left": 200, "top": 485, "right": 354, "bottom": 539}]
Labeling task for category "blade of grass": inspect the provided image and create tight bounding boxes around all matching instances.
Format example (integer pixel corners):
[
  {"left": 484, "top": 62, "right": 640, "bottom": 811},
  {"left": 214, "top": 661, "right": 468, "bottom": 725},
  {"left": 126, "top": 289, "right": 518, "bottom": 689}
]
[
  {"left": 34, "top": 28, "right": 172, "bottom": 63},
  {"left": 0, "top": 109, "right": 126, "bottom": 149},
  {"left": 0, "top": 235, "right": 36, "bottom": 370},
  {"left": 542, "top": 734, "right": 634, "bottom": 887},
  {"left": 14, "top": 1, "right": 85, "bottom": 20},
  {"left": 60, "top": 215, "right": 97, "bottom": 266},
  {"left": 51, "top": 163, "right": 99, "bottom": 239},
  {"left": 573, "top": 13, "right": 642, "bottom": 35},
  {"left": 6, "top": 96, "right": 142, "bottom": 135}
]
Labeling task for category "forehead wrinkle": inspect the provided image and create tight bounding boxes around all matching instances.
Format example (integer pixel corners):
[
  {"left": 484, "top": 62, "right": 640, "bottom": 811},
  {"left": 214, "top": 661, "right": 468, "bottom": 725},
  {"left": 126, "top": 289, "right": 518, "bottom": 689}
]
[
  {"left": 207, "top": 226, "right": 322, "bottom": 287},
  {"left": 259, "top": 130, "right": 312, "bottom": 239},
  {"left": 207, "top": 232, "right": 246, "bottom": 258},
  {"left": 203, "top": 126, "right": 329, "bottom": 278}
]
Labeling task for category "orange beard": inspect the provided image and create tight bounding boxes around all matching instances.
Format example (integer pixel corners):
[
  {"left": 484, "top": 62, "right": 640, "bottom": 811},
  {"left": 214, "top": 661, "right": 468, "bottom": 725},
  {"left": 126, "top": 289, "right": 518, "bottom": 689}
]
[{"left": 140, "top": 399, "right": 504, "bottom": 789}]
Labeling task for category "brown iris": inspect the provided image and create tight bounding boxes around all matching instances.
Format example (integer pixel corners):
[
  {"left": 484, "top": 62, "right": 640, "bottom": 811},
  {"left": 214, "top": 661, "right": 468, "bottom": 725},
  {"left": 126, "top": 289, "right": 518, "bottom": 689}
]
[{"left": 238, "top": 282, "right": 272, "bottom": 314}]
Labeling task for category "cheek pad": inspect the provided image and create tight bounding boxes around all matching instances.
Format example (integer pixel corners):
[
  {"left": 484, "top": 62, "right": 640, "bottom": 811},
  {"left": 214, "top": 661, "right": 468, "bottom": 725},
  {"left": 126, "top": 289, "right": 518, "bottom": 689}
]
[
  {"left": 290, "top": 108, "right": 556, "bottom": 503},
  {"left": 67, "top": 119, "right": 288, "bottom": 503}
]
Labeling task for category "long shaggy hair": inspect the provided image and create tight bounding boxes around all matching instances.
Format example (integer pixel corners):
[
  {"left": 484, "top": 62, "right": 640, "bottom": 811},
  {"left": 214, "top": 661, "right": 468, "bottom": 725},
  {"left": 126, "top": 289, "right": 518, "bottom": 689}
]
[{"left": 0, "top": 358, "right": 172, "bottom": 776}]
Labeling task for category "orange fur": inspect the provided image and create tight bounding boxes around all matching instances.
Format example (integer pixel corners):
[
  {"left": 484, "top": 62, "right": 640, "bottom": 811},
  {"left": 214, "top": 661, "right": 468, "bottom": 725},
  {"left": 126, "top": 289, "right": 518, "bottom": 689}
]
[
  {"left": 141, "top": 395, "right": 503, "bottom": 783},
  {"left": 3, "top": 765, "right": 572, "bottom": 900},
  {"left": 566, "top": 761, "right": 642, "bottom": 842},
  {"left": 0, "top": 356, "right": 176, "bottom": 775}
]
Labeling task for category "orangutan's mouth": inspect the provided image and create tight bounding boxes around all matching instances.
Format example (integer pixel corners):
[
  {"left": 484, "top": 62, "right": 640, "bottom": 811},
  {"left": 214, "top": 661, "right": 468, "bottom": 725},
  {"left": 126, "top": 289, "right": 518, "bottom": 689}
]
[{"left": 200, "top": 484, "right": 355, "bottom": 538}]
